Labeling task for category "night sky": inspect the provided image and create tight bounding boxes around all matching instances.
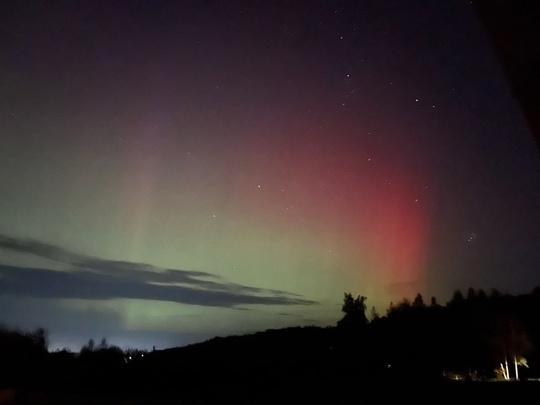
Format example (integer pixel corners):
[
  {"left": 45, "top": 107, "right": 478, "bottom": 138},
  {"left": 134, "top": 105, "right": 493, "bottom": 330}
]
[{"left": 1, "top": 0, "right": 539, "bottom": 351}]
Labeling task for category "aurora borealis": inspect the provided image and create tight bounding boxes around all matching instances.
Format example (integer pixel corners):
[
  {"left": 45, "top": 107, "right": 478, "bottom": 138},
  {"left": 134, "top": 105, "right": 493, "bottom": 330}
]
[{"left": 1, "top": 1, "right": 539, "bottom": 351}]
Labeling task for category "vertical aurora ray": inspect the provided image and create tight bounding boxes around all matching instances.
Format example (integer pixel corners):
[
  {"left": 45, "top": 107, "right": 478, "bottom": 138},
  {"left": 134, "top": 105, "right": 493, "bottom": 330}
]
[
  {"left": 360, "top": 168, "right": 433, "bottom": 301},
  {"left": 120, "top": 117, "right": 164, "bottom": 260},
  {"left": 1, "top": 0, "right": 538, "bottom": 351},
  {"left": 222, "top": 122, "right": 435, "bottom": 308}
]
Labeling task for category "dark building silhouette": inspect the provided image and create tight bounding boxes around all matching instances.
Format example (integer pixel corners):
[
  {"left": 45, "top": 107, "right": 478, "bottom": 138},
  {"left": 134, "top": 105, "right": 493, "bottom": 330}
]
[{"left": 475, "top": 0, "right": 540, "bottom": 152}]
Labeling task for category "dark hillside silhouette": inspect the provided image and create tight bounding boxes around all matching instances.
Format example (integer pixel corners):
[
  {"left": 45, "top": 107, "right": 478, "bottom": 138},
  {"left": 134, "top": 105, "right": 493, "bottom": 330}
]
[
  {"left": 0, "top": 326, "right": 48, "bottom": 390},
  {"left": 3, "top": 287, "right": 540, "bottom": 403}
]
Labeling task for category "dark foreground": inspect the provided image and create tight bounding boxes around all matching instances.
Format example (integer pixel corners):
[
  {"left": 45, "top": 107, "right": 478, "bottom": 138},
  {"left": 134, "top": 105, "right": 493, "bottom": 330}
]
[{"left": 4, "top": 380, "right": 540, "bottom": 405}]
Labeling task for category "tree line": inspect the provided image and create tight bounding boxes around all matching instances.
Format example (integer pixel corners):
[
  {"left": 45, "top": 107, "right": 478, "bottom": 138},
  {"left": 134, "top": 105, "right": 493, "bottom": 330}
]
[
  {"left": 2, "top": 286, "right": 540, "bottom": 401},
  {"left": 337, "top": 286, "right": 540, "bottom": 381}
]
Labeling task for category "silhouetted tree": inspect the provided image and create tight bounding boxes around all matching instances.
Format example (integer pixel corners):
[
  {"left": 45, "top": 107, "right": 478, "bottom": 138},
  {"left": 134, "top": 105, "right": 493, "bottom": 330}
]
[
  {"left": 81, "top": 338, "right": 95, "bottom": 353},
  {"left": 448, "top": 289, "right": 465, "bottom": 306},
  {"left": 386, "top": 301, "right": 395, "bottom": 316},
  {"left": 477, "top": 289, "right": 487, "bottom": 300},
  {"left": 28, "top": 327, "right": 48, "bottom": 352},
  {"left": 98, "top": 337, "right": 109, "bottom": 350},
  {"left": 390, "top": 297, "right": 411, "bottom": 315},
  {"left": 490, "top": 288, "right": 502, "bottom": 298},
  {"left": 337, "top": 292, "right": 367, "bottom": 329},
  {"left": 413, "top": 293, "right": 425, "bottom": 307},
  {"left": 370, "top": 306, "right": 380, "bottom": 321}
]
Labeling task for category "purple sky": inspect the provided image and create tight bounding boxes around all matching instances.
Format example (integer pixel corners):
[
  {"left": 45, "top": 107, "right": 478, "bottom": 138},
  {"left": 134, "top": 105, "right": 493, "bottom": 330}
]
[{"left": 1, "top": 0, "right": 539, "bottom": 351}]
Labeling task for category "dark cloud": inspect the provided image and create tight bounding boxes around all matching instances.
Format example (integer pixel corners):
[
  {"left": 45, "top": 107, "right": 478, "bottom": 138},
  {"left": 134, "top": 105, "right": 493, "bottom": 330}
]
[
  {"left": 0, "top": 234, "right": 82, "bottom": 263},
  {"left": 0, "top": 235, "right": 316, "bottom": 307}
]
